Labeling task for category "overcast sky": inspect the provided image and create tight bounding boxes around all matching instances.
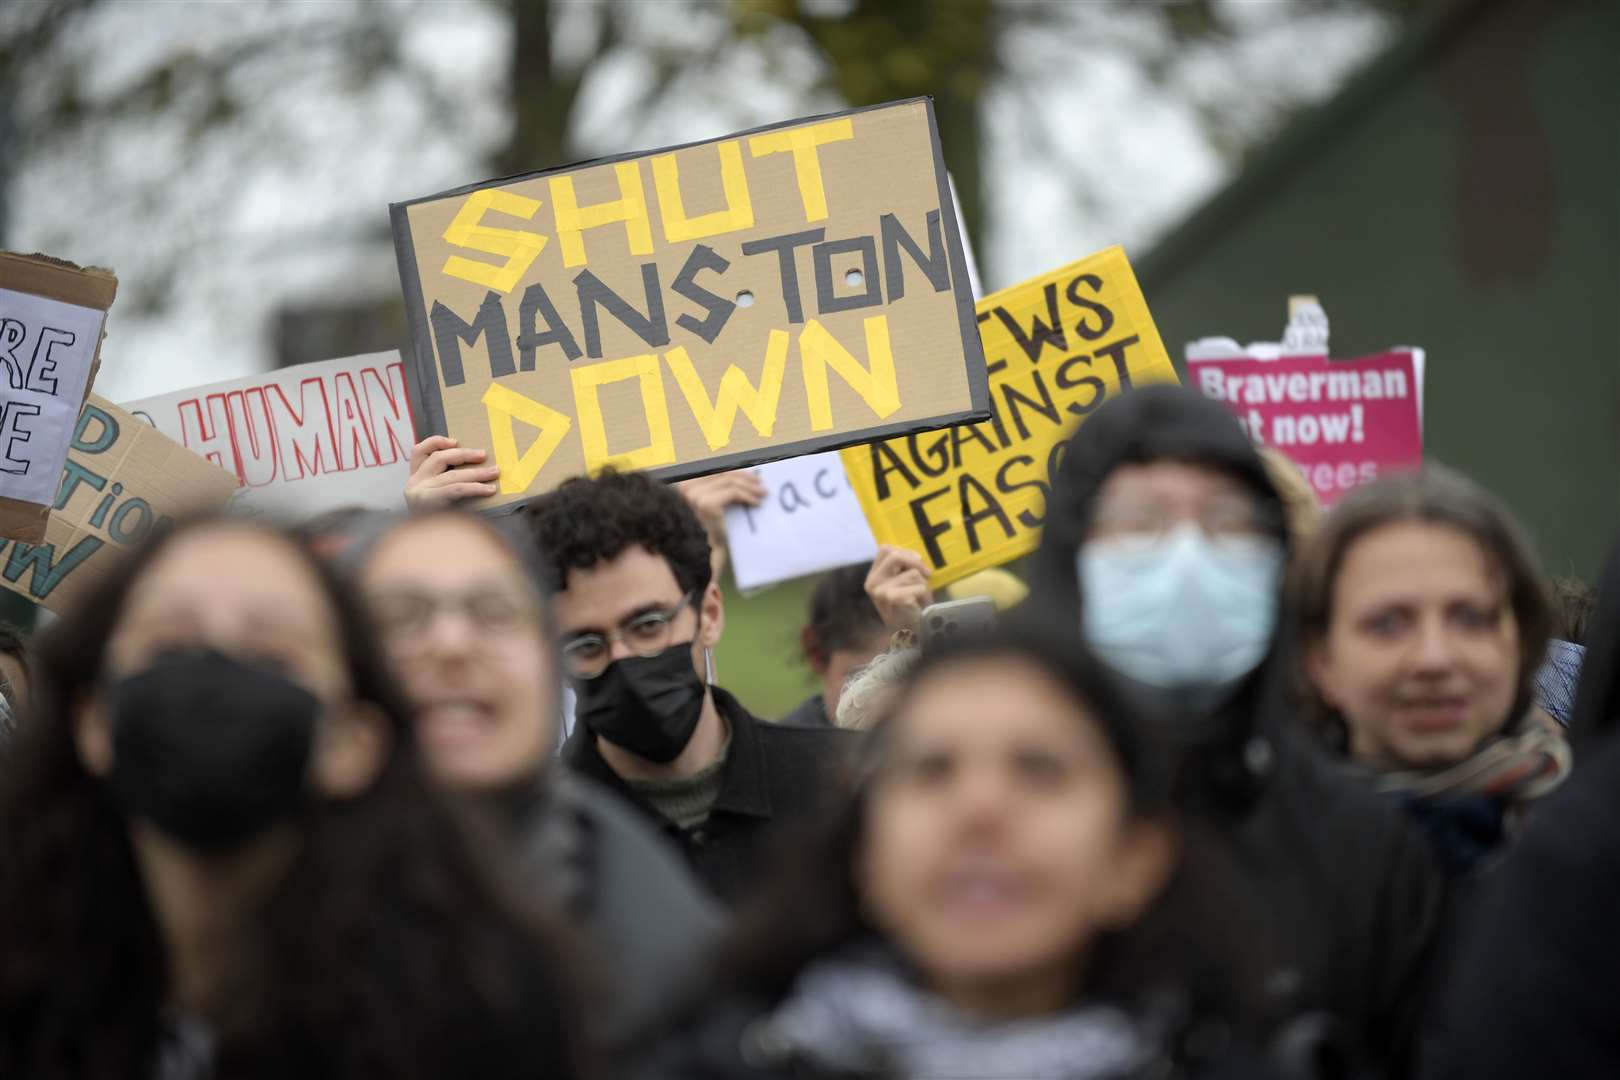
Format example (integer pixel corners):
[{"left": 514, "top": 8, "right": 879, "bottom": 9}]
[{"left": 8, "top": 0, "right": 1393, "bottom": 403}]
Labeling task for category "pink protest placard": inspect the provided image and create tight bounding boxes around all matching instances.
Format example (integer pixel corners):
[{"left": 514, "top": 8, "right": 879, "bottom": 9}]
[{"left": 1189, "top": 350, "right": 1422, "bottom": 504}]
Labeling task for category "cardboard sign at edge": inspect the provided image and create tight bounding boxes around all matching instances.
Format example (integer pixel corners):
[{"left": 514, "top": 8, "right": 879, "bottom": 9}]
[
  {"left": 0, "top": 251, "right": 119, "bottom": 544},
  {"left": 0, "top": 394, "right": 240, "bottom": 615}
]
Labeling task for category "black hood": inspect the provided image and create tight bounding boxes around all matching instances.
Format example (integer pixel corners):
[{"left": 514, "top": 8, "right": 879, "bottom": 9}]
[
  {"left": 1017, "top": 385, "right": 1294, "bottom": 795},
  {"left": 1570, "top": 538, "right": 1620, "bottom": 751},
  {"left": 1028, "top": 383, "right": 1288, "bottom": 608}
]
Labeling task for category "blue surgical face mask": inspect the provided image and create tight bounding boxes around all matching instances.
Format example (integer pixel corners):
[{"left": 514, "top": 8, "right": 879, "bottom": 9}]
[{"left": 1078, "top": 524, "right": 1283, "bottom": 693}]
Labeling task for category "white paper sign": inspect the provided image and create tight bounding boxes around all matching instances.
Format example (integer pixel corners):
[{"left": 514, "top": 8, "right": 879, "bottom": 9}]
[
  {"left": 726, "top": 450, "right": 878, "bottom": 591},
  {"left": 0, "top": 288, "right": 106, "bottom": 505},
  {"left": 122, "top": 351, "right": 413, "bottom": 520}
]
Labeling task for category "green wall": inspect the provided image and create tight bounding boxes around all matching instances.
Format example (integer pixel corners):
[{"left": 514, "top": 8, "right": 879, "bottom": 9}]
[{"left": 1139, "top": 0, "right": 1618, "bottom": 581}]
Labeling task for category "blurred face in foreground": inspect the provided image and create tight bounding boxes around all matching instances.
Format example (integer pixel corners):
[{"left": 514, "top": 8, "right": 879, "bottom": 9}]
[
  {"left": 361, "top": 517, "right": 556, "bottom": 791},
  {"left": 857, "top": 656, "right": 1173, "bottom": 1017},
  {"left": 1308, "top": 521, "right": 1521, "bottom": 769},
  {"left": 77, "top": 524, "right": 386, "bottom": 802}
]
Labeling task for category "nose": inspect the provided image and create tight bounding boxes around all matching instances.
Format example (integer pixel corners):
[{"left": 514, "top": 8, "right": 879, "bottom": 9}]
[
  {"left": 948, "top": 763, "right": 1013, "bottom": 836},
  {"left": 607, "top": 634, "right": 638, "bottom": 662},
  {"left": 1409, "top": 612, "right": 1458, "bottom": 675},
  {"left": 421, "top": 605, "right": 480, "bottom": 656}
]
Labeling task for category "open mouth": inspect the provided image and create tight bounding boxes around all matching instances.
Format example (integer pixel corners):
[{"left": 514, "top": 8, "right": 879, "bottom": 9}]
[
  {"left": 935, "top": 865, "right": 1034, "bottom": 921},
  {"left": 417, "top": 698, "right": 499, "bottom": 746}
]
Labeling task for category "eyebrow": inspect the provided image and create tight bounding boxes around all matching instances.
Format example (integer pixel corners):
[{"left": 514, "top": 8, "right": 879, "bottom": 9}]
[{"left": 567, "top": 599, "right": 681, "bottom": 637}]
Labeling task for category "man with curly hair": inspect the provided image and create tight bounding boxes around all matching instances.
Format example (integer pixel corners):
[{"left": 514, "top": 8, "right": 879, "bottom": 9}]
[{"left": 522, "top": 468, "right": 853, "bottom": 906}]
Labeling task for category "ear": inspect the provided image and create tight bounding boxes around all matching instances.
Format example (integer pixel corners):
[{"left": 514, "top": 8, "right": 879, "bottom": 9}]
[
  {"left": 1096, "top": 819, "right": 1178, "bottom": 930},
  {"left": 800, "top": 625, "right": 828, "bottom": 674},
  {"left": 73, "top": 694, "right": 114, "bottom": 779},
  {"left": 312, "top": 702, "right": 392, "bottom": 800},
  {"left": 697, "top": 581, "right": 725, "bottom": 649}
]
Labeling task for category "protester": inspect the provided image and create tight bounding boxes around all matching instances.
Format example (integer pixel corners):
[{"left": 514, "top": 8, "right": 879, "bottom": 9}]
[
  {"left": 864, "top": 544, "right": 935, "bottom": 632},
  {"left": 1533, "top": 575, "right": 1594, "bottom": 726},
  {"left": 1025, "top": 384, "right": 1448, "bottom": 1071},
  {"left": 0, "top": 622, "right": 26, "bottom": 741},
  {"left": 0, "top": 515, "right": 589, "bottom": 1079},
  {"left": 1422, "top": 539, "right": 1620, "bottom": 1077},
  {"left": 783, "top": 563, "right": 889, "bottom": 727},
  {"left": 0, "top": 621, "right": 30, "bottom": 711},
  {"left": 643, "top": 628, "right": 1303, "bottom": 1080},
  {"left": 525, "top": 468, "right": 854, "bottom": 905},
  {"left": 352, "top": 508, "right": 725, "bottom": 1045},
  {"left": 1291, "top": 466, "right": 1567, "bottom": 875}
]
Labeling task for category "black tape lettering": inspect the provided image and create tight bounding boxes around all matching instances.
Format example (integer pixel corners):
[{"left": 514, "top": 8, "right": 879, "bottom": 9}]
[
  {"left": 1094, "top": 334, "right": 1140, "bottom": 390},
  {"left": 1064, "top": 273, "right": 1115, "bottom": 342},
  {"left": 906, "top": 430, "right": 951, "bottom": 478},
  {"left": 813, "top": 235, "right": 882, "bottom": 314},
  {"left": 992, "top": 282, "right": 1069, "bottom": 362},
  {"left": 740, "top": 228, "right": 824, "bottom": 324},
  {"left": 994, "top": 454, "right": 1050, "bottom": 529},
  {"left": 574, "top": 263, "right": 670, "bottom": 359},
  {"left": 870, "top": 441, "right": 920, "bottom": 501},
  {"left": 430, "top": 292, "right": 513, "bottom": 387},
  {"left": 1000, "top": 368, "right": 1061, "bottom": 442},
  {"left": 670, "top": 244, "right": 736, "bottom": 344},
  {"left": 880, "top": 210, "right": 949, "bottom": 300},
  {"left": 959, "top": 473, "right": 1015, "bottom": 555},
  {"left": 517, "top": 282, "right": 582, "bottom": 367},
  {"left": 908, "top": 486, "right": 954, "bottom": 569},
  {"left": 1055, "top": 353, "right": 1106, "bottom": 417},
  {"left": 949, "top": 420, "right": 1000, "bottom": 467}
]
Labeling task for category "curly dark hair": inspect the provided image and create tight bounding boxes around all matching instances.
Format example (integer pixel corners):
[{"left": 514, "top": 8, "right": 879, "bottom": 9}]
[
  {"left": 0, "top": 514, "right": 593, "bottom": 1080},
  {"left": 0, "top": 620, "right": 27, "bottom": 708},
  {"left": 522, "top": 467, "right": 712, "bottom": 599}
]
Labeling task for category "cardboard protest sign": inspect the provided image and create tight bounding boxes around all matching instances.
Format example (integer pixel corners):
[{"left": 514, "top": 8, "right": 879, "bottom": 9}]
[
  {"left": 842, "top": 247, "right": 1178, "bottom": 588},
  {"left": 1188, "top": 349, "right": 1424, "bottom": 504},
  {"left": 0, "top": 395, "right": 240, "bottom": 613},
  {"left": 725, "top": 451, "right": 878, "bottom": 592},
  {"left": 391, "top": 97, "right": 987, "bottom": 512},
  {"left": 123, "top": 351, "right": 413, "bottom": 519},
  {"left": 0, "top": 252, "right": 118, "bottom": 543}
]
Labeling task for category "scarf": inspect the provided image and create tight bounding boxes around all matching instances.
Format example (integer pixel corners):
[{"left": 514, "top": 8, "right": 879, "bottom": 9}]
[
  {"left": 1366, "top": 709, "right": 1572, "bottom": 874},
  {"left": 762, "top": 946, "right": 1157, "bottom": 1080},
  {"left": 1371, "top": 708, "right": 1572, "bottom": 803}
]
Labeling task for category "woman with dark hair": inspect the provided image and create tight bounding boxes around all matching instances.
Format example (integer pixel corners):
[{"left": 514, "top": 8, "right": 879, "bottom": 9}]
[
  {"left": 0, "top": 515, "right": 592, "bottom": 1080},
  {"left": 644, "top": 629, "right": 1294, "bottom": 1080},
  {"left": 1292, "top": 465, "right": 1568, "bottom": 875},
  {"left": 352, "top": 508, "right": 722, "bottom": 1049},
  {"left": 781, "top": 563, "right": 891, "bottom": 728}
]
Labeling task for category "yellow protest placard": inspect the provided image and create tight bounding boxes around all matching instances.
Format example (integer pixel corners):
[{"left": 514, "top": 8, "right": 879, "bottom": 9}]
[
  {"left": 390, "top": 98, "right": 988, "bottom": 510},
  {"left": 841, "top": 247, "right": 1178, "bottom": 588}
]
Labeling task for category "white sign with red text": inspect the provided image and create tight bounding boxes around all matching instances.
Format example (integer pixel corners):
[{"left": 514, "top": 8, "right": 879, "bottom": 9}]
[{"left": 122, "top": 351, "right": 414, "bottom": 519}]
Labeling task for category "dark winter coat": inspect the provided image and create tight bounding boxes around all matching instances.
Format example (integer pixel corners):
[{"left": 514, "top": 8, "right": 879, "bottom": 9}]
[
  {"left": 1021, "top": 385, "right": 1451, "bottom": 1071},
  {"left": 514, "top": 768, "right": 726, "bottom": 1045},
  {"left": 562, "top": 687, "right": 856, "bottom": 907},
  {"left": 1422, "top": 539, "right": 1620, "bottom": 1077}
]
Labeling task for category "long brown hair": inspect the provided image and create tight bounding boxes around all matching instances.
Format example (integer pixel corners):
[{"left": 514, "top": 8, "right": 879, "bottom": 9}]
[
  {"left": 0, "top": 515, "right": 591, "bottom": 1080},
  {"left": 1290, "top": 464, "right": 1552, "bottom": 748}
]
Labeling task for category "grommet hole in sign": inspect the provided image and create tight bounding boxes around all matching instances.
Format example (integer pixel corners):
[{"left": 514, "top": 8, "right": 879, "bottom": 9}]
[{"left": 735, "top": 289, "right": 755, "bottom": 307}]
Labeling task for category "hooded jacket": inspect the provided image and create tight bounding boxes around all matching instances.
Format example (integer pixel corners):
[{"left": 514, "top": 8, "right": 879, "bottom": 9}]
[{"left": 1023, "top": 385, "right": 1449, "bottom": 1071}]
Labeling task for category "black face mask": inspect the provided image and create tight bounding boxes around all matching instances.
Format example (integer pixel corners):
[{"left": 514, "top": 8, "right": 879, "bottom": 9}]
[
  {"left": 576, "top": 641, "right": 706, "bottom": 763},
  {"left": 105, "top": 649, "right": 319, "bottom": 854}
]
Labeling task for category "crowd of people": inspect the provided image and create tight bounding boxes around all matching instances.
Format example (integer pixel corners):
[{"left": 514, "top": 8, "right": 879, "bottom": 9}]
[{"left": 0, "top": 382, "right": 1612, "bottom": 1079}]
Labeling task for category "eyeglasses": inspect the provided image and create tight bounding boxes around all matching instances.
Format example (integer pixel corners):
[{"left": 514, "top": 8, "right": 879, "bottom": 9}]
[
  {"left": 1088, "top": 494, "right": 1280, "bottom": 542},
  {"left": 369, "top": 586, "right": 540, "bottom": 642},
  {"left": 562, "top": 591, "right": 697, "bottom": 679}
]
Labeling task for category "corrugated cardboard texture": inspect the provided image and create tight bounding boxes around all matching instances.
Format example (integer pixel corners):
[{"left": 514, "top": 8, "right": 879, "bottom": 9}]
[
  {"left": 392, "top": 97, "right": 985, "bottom": 512},
  {"left": 0, "top": 395, "right": 240, "bottom": 614},
  {"left": 842, "top": 247, "right": 1181, "bottom": 588},
  {"left": 0, "top": 251, "right": 118, "bottom": 543}
]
